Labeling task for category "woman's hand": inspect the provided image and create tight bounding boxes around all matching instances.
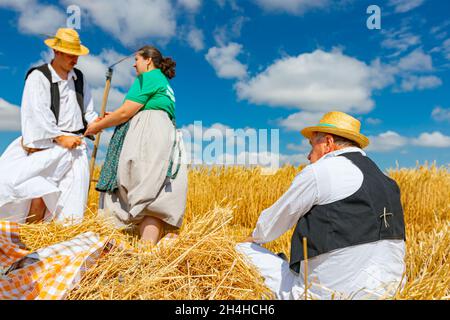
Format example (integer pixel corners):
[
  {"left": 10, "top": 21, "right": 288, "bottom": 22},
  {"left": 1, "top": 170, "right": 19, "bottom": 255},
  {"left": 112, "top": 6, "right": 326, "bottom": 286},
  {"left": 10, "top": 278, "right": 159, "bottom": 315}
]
[
  {"left": 87, "top": 101, "right": 143, "bottom": 133},
  {"left": 94, "top": 112, "right": 112, "bottom": 122},
  {"left": 84, "top": 122, "right": 102, "bottom": 136}
]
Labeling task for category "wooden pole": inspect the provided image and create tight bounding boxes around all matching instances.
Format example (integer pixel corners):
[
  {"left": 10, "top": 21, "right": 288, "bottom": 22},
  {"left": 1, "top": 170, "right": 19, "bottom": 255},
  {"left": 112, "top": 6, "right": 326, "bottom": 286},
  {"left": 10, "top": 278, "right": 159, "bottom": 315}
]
[
  {"left": 303, "top": 237, "right": 308, "bottom": 300},
  {"left": 88, "top": 68, "right": 113, "bottom": 190}
]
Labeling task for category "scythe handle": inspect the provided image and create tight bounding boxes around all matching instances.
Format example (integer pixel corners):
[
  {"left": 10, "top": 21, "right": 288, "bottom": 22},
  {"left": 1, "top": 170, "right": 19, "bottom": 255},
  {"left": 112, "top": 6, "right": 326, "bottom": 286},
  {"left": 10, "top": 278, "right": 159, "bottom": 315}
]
[{"left": 88, "top": 68, "right": 113, "bottom": 190}]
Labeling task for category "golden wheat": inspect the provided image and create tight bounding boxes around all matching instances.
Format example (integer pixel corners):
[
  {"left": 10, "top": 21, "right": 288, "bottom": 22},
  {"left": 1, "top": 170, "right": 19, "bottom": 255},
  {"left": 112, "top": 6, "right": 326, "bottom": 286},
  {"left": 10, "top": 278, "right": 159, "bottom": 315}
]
[{"left": 18, "top": 163, "right": 449, "bottom": 300}]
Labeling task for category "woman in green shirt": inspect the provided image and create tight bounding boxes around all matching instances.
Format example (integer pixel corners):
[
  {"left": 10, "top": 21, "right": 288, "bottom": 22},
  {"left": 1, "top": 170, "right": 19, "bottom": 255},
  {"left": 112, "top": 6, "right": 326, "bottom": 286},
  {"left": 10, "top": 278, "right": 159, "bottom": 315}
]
[{"left": 85, "top": 46, "right": 187, "bottom": 245}]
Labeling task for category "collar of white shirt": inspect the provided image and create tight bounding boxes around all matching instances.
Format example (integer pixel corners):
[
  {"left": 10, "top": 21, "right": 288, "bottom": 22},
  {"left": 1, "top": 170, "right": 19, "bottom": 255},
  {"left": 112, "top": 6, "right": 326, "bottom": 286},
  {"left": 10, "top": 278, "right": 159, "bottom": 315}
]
[
  {"left": 47, "top": 63, "right": 77, "bottom": 83},
  {"left": 319, "top": 146, "right": 367, "bottom": 162}
]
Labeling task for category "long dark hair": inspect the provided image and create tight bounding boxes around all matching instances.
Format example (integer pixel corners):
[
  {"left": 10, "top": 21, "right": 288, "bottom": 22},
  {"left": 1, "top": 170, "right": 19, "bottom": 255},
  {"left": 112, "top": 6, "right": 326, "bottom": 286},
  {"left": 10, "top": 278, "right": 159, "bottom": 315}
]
[{"left": 137, "top": 45, "right": 176, "bottom": 79}]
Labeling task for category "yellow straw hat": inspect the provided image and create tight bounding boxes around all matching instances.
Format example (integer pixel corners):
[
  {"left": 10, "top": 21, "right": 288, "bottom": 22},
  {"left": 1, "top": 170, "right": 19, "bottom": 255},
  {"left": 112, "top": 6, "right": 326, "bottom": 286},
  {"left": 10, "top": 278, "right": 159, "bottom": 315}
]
[
  {"left": 44, "top": 28, "right": 89, "bottom": 56},
  {"left": 300, "top": 111, "right": 370, "bottom": 148}
]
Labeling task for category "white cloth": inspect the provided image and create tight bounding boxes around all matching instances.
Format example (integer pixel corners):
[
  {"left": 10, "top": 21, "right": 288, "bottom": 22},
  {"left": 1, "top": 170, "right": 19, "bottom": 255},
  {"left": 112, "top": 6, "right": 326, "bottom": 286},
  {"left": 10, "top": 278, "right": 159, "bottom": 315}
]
[
  {"left": 0, "top": 63, "right": 97, "bottom": 224},
  {"left": 238, "top": 147, "right": 406, "bottom": 300}
]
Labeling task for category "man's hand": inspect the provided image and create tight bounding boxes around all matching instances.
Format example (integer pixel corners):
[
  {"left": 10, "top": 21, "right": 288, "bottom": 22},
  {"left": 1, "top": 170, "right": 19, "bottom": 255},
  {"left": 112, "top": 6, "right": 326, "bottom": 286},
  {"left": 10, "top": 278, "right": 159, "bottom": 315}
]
[
  {"left": 54, "top": 136, "right": 82, "bottom": 149},
  {"left": 242, "top": 235, "right": 255, "bottom": 243}
]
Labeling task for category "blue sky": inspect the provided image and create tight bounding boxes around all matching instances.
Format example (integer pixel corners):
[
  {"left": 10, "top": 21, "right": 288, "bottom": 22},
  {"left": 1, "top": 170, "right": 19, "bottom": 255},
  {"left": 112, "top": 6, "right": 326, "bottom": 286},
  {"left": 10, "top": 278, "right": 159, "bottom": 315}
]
[{"left": 0, "top": 0, "right": 449, "bottom": 170}]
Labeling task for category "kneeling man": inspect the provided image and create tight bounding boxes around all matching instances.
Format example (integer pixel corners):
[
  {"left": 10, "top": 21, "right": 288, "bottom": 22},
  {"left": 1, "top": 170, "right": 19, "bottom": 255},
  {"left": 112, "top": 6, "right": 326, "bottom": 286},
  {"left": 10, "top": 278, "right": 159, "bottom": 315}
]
[{"left": 0, "top": 28, "right": 98, "bottom": 224}]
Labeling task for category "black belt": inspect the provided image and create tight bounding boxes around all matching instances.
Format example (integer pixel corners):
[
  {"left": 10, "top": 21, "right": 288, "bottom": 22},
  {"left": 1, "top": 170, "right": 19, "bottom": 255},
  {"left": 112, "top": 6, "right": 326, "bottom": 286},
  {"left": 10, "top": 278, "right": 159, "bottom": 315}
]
[{"left": 62, "top": 129, "right": 95, "bottom": 141}]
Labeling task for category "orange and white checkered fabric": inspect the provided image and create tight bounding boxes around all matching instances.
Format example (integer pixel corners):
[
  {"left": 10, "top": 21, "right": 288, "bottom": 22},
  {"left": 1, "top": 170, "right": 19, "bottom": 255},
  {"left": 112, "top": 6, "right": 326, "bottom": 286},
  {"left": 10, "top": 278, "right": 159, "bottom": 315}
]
[
  {"left": 0, "top": 221, "right": 29, "bottom": 271},
  {"left": 0, "top": 221, "right": 107, "bottom": 300}
]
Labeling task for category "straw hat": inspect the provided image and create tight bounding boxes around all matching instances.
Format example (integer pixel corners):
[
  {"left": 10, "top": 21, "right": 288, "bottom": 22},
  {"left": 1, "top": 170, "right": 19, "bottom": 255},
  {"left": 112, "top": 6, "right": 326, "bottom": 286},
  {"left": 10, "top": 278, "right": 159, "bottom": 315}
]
[
  {"left": 44, "top": 28, "right": 89, "bottom": 56},
  {"left": 300, "top": 111, "right": 370, "bottom": 148}
]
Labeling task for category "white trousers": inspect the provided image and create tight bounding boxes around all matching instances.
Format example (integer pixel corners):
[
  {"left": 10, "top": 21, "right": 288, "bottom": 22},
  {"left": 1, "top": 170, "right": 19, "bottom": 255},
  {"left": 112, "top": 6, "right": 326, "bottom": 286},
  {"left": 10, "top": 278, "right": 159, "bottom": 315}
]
[
  {"left": 236, "top": 240, "right": 406, "bottom": 300},
  {"left": 0, "top": 137, "right": 89, "bottom": 225},
  {"left": 236, "top": 242, "right": 304, "bottom": 300}
]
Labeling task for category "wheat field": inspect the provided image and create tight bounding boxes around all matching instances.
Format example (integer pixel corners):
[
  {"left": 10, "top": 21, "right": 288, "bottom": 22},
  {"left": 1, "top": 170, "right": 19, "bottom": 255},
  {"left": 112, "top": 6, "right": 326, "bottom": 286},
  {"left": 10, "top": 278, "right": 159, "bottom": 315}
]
[{"left": 19, "top": 163, "right": 450, "bottom": 300}]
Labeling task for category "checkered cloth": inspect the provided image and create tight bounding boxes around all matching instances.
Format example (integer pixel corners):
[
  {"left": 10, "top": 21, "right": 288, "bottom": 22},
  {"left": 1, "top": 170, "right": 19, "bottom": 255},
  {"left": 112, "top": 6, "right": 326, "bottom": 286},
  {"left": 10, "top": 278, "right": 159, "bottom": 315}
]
[
  {"left": 0, "top": 220, "right": 179, "bottom": 300},
  {"left": 0, "top": 221, "right": 29, "bottom": 272},
  {"left": 0, "top": 221, "right": 107, "bottom": 300}
]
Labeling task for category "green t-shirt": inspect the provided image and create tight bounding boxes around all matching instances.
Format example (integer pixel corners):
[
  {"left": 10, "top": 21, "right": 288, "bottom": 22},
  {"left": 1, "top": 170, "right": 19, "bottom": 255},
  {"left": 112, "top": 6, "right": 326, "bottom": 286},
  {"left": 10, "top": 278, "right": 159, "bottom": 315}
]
[{"left": 125, "top": 68, "right": 176, "bottom": 120}]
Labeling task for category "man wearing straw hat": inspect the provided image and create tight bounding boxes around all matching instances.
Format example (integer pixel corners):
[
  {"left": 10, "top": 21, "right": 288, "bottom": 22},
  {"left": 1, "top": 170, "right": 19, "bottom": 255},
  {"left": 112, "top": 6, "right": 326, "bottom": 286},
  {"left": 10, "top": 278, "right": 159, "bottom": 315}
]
[
  {"left": 237, "top": 111, "right": 406, "bottom": 300},
  {"left": 0, "top": 28, "right": 98, "bottom": 225}
]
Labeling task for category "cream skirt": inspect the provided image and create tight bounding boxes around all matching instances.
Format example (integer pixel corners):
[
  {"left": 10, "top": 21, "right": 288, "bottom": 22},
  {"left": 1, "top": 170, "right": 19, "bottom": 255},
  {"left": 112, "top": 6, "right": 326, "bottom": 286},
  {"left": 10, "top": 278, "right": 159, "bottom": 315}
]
[{"left": 99, "top": 110, "right": 188, "bottom": 230}]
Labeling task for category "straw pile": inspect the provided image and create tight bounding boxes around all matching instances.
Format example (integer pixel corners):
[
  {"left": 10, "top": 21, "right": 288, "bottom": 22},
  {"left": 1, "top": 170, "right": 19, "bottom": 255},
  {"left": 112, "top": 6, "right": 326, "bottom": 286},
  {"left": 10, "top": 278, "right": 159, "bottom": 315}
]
[
  {"left": 20, "top": 204, "right": 272, "bottom": 300},
  {"left": 17, "top": 163, "right": 449, "bottom": 300}
]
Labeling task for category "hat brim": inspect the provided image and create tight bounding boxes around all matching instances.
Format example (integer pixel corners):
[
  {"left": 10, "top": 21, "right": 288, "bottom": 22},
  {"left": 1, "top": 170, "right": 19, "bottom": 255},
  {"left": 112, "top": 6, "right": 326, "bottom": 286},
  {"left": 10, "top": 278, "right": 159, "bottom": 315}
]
[
  {"left": 44, "top": 39, "right": 89, "bottom": 56},
  {"left": 301, "top": 126, "right": 370, "bottom": 149}
]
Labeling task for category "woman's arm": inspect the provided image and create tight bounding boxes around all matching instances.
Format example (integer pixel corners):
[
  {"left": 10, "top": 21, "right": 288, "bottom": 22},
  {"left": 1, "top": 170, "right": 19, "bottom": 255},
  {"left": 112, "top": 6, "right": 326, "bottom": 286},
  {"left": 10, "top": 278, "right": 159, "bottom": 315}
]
[{"left": 84, "top": 99, "right": 143, "bottom": 136}]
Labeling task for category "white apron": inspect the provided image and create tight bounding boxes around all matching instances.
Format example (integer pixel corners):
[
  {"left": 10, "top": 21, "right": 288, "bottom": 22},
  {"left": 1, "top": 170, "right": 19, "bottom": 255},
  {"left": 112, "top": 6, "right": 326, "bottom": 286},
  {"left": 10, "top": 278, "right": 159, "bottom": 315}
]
[{"left": 0, "top": 137, "right": 89, "bottom": 225}]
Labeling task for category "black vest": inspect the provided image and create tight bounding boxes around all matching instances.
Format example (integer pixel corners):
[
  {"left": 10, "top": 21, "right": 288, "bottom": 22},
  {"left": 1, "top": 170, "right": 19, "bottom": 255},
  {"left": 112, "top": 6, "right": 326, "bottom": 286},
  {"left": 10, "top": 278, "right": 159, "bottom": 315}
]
[
  {"left": 25, "top": 64, "right": 90, "bottom": 137},
  {"left": 289, "top": 152, "right": 406, "bottom": 273}
]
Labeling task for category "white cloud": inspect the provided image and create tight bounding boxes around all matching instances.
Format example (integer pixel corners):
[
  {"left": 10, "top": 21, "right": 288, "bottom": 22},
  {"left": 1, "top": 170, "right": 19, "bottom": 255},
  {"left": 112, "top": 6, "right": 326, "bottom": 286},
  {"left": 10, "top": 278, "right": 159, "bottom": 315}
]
[
  {"left": 397, "top": 48, "right": 433, "bottom": 72},
  {"left": 0, "top": 98, "right": 21, "bottom": 131},
  {"left": 61, "top": 0, "right": 177, "bottom": 46},
  {"left": 430, "top": 38, "right": 450, "bottom": 60},
  {"left": 379, "top": 28, "right": 441, "bottom": 93},
  {"left": 381, "top": 28, "right": 421, "bottom": 55},
  {"left": 365, "top": 130, "right": 450, "bottom": 152},
  {"left": 205, "top": 43, "right": 248, "bottom": 79},
  {"left": 30, "top": 48, "right": 54, "bottom": 69},
  {"left": 180, "top": 122, "right": 249, "bottom": 149},
  {"left": 412, "top": 132, "right": 450, "bottom": 148},
  {"left": 18, "top": 3, "right": 65, "bottom": 35},
  {"left": 77, "top": 49, "right": 136, "bottom": 90},
  {"left": 185, "top": 149, "right": 304, "bottom": 168},
  {"left": 366, "top": 117, "right": 382, "bottom": 125},
  {"left": 399, "top": 75, "right": 442, "bottom": 92},
  {"left": 286, "top": 139, "right": 310, "bottom": 152},
  {"left": 213, "top": 16, "right": 248, "bottom": 46},
  {"left": 0, "top": 0, "right": 65, "bottom": 35},
  {"left": 430, "top": 21, "right": 450, "bottom": 40},
  {"left": 0, "top": 0, "right": 26, "bottom": 9},
  {"left": 180, "top": 121, "right": 284, "bottom": 167},
  {"left": 378, "top": 49, "right": 442, "bottom": 93},
  {"left": 280, "top": 153, "right": 308, "bottom": 165},
  {"left": 254, "top": 0, "right": 331, "bottom": 15},
  {"left": 91, "top": 87, "right": 126, "bottom": 114},
  {"left": 366, "top": 131, "right": 408, "bottom": 152},
  {"left": 431, "top": 106, "right": 450, "bottom": 122},
  {"left": 75, "top": 55, "right": 109, "bottom": 89},
  {"left": 388, "top": 0, "right": 426, "bottom": 13},
  {"left": 236, "top": 49, "right": 379, "bottom": 113},
  {"left": 215, "top": 0, "right": 241, "bottom": 11},
  {"left": 178, "top": 0, "right": 202, "bottom": 12},
  {"left": 187, "top": 27, "right": 205, "bottom": 52},
  {"left": 278, "top": 111, "right": 323, "bottom": 132},
  {"left": 366, "top": 58, "right": 397, "bottom": 89}
]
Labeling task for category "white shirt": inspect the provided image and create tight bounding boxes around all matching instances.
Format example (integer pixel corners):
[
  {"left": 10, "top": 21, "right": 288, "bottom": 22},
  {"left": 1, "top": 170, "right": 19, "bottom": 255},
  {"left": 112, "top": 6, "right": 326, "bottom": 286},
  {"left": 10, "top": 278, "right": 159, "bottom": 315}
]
[
  {"left": 251, "top": 147, "right": 406, "bottom": 298},
  {"left": 21, "top": 63, "right": 98, "bottom": 148},
  {"left": 252, "top": 147, "right": 367, "bottom": 242}
]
